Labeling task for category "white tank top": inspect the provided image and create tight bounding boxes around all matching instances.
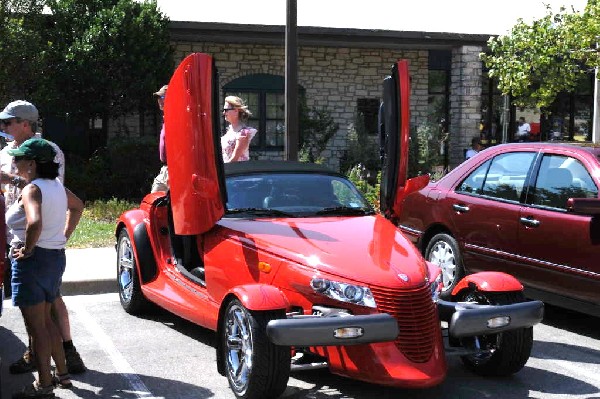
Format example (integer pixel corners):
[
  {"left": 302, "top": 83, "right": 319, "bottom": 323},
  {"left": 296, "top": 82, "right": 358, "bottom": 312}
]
[{"left": 30, "top": 178, "right": 67, "bottom": 249}]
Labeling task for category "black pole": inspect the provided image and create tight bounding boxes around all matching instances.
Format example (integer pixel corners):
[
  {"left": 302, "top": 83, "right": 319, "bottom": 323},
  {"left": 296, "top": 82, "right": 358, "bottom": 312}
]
[{"left": 285, "top": 0, "right": 299, "bottom": 160}]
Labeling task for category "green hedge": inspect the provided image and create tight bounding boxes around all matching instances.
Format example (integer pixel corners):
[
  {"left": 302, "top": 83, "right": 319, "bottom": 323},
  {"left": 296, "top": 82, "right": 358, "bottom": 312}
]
[{"left": 65, "top": 136, "right": 160, "bottom": 202}]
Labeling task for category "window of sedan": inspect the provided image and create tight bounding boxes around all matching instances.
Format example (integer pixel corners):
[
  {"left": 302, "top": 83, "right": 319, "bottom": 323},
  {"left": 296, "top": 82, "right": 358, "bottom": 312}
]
[
  {"left": 456, "top": 152, "right": 536, "bottom": 201},
  {"left": 530, "top": 154, "right": 598, "bottom": 209}
]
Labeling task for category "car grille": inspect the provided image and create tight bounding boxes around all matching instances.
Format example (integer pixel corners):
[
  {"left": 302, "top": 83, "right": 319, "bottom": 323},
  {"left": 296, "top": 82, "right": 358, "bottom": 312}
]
[{"left": 370, "top": 284, "right": 438, "bottom": 363}]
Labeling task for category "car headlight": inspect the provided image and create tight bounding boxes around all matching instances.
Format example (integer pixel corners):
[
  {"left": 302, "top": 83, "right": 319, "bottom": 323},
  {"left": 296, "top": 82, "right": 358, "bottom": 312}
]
[{"left": 310, "top": 278, "right": 377, "bottom": 308}]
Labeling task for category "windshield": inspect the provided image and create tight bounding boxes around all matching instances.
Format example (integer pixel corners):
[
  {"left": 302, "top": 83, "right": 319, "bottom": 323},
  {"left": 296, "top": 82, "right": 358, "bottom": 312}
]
[{"left": 224, "top": 172, "right": 373, "bottom": 217}]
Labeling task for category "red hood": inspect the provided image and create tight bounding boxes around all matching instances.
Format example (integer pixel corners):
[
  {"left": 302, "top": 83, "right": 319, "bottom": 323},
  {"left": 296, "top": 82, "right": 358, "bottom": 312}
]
[{"left": 216, "top": 214, "right": 428, "bottom": 288}]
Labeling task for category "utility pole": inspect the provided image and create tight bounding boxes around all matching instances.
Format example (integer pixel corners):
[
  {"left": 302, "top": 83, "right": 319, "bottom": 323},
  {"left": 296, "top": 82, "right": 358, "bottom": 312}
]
[
  {"left": 285, "top": 0, "right": 299, "bottom": 160},
  {"left": 593, "top": 68, "right": 600, "bottom": 143}
]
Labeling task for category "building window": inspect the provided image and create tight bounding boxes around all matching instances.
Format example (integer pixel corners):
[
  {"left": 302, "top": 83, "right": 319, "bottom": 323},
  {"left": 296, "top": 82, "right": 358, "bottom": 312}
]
[
  {"left": 357, "top": 98, "right": 380, "bottom": 136},
  {"left": 481, "top": 71, "right": 504, "bottom": 145},
  {"left": 223, "top": 74, "right": 287, "bottom": 150},
  {"left": 428, "top": 50, "right": 450, "bottom": 129}
]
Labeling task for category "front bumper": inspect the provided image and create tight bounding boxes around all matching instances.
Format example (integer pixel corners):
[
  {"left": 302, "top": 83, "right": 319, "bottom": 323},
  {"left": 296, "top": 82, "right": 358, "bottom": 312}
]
[
  {"left": 437, "top": 299, "right": 544, "bottom": 338},
  {"left": 266, "top": 313, "right": 399, "bottom": 346}
]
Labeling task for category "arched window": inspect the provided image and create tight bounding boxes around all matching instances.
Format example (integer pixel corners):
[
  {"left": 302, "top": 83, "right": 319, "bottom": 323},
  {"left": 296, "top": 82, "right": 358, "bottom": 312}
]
[{"left": 224, "top": 74, "right": 288, "bottom": 151}]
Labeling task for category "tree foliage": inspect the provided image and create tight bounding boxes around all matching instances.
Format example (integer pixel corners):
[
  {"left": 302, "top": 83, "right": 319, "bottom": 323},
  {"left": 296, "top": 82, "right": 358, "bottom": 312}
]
[
  {"left": 43, "top": 0, "right": 173, "bottom": 119},
  {"left": 0, "top": 0, "right": 46, "bottom": 101},
  {"left": 482, "top": 1, "right": 600, "bottom": 108},
  {"left": 0, "top": 0, "right": 173, "bottom": 122}
]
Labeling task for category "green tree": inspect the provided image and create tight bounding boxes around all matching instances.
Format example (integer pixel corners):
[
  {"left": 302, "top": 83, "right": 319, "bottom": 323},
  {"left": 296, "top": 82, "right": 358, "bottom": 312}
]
[
  {"left": 0, "top": 0, "right": 46, "bottom": 102},
  {"left": 42, "top": 0, "right": 174, "bottom": 120},
  {"left": 298, "top": 98, "right": 339, "bottom": 163},
  {"left": 481, "top": 2, "right": 597, "bottom": 108}
]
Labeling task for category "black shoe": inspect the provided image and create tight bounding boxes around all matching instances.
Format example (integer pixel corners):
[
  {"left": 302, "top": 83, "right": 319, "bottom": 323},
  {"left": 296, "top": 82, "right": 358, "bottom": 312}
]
[
  {"left": 65, "top": 347, "right": 86, "bottom": 374},
  {"left": 9, "top": 349, "right": 36, "bottom": 374}
]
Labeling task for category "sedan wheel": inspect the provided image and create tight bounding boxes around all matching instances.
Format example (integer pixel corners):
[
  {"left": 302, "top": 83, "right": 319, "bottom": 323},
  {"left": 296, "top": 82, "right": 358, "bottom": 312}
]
[
  {"left": 222, "top": 299, "right": 290, "bottom": 399},
  {"left": 424, "top": 233, "right": 465, "bottom": 299}
]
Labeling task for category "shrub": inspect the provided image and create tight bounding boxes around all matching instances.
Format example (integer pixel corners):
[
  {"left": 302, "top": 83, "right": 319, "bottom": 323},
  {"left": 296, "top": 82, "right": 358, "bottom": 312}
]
[
  {"left": 346, "top": 164, "right": 381, "bottom": 212},
  {"left": 340, "top": 113, "right": 380, "bottom": 179},
  {"left": 66, "top": 136, "right": 160, "bottom": 201}
]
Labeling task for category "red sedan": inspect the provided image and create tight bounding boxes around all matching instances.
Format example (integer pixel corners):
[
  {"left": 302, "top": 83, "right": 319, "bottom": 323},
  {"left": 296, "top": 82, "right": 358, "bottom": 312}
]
[
  {"left": 396, "top": 141, "right": 600, "bottom": 316},
  {"left": 116, "top": 53, "right": 543, "bottom": 399}
]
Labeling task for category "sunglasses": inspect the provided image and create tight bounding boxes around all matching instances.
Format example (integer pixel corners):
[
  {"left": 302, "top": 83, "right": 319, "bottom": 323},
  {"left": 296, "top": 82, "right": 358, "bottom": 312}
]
[
  {"left": 223, "top": 107, "right": 236, "bottom": 112},
  {"left": 1, "top": 118, "right": 21, "bottom": 126}
]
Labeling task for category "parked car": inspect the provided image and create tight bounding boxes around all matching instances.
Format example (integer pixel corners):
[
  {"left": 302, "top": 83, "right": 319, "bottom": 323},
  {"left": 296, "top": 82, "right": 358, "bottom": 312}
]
[
  {"left": 116, "top": 53, "right": 543, "bottom": 399},
  {"left": 395, "top": 140, "right": 600, "bottom": 316}
]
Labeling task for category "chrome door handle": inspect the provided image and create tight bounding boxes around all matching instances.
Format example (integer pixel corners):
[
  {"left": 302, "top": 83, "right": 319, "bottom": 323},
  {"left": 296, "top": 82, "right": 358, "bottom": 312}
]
[
  {"left": 452, "top": 204, "right": 469, "bottom": 213},
  {"left": 520, "top": 217, "right": 540, "bottom": 227}
]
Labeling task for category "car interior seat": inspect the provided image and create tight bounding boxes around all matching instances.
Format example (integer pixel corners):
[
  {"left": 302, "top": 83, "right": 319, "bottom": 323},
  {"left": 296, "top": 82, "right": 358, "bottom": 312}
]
[{"left": 535, "top": 167, "right": 574, "bottom": 208}]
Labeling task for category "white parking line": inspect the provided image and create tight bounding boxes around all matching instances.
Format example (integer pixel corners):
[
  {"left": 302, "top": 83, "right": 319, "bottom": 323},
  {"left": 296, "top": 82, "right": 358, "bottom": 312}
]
[{"left": 69, "top": 301, "right": 163, "bottom": 399}]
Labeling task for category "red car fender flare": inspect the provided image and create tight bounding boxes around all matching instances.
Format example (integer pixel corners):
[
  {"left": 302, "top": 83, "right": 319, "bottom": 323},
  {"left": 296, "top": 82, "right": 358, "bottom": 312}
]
[
  {"left": 116, "top": 209, "right": 158, "bottom": 284},
  {"left": 451, "top": 271, "right": 524, "bottom": 296},
  {"left": 226, "top": 284, "right": 290, "bottom": 312}
]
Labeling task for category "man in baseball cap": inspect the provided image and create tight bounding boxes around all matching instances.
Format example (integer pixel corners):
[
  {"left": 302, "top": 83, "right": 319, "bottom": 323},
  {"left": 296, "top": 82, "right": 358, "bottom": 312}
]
[{"left": 0, "top": 100, "right": 39, "bottom": 123}]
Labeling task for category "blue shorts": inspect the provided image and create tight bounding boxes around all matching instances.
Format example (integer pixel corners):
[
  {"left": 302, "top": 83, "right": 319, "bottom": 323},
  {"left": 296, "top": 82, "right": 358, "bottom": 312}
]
[{"left": 11, "top": 247, "right": 66, "bottom": 307}]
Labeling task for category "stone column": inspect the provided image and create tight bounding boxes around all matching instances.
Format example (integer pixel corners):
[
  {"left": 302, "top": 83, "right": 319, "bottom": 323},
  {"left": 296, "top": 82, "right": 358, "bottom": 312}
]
[{"left": 449, "top": 45, "right": 483, "bottom": 168}]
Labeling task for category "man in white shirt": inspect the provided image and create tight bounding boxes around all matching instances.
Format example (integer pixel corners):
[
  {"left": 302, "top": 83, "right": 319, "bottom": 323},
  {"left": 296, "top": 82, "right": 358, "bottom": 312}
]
[
  {"left": 516, "top": 117, "right": 531, "bottom": 142},
  {"left": 465, "top": 137, "right": 483, "bottom": 160}
]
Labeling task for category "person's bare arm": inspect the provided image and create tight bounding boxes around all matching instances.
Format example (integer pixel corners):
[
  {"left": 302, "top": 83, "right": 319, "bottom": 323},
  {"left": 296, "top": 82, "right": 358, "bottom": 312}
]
[
  {"left": 64, "top": 187, "right": 84, "bottom": 241},
  {"left": 228, "top": 135, "right": 251, "bottom": 162},
  {"left": 16, "top": 184, "right": 43, "bottom": 259}
]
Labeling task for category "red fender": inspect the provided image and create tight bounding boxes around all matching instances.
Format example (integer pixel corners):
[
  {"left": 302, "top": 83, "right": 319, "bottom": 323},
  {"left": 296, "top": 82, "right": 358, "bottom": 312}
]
[
  {"left": 451, "top": 271, "right": 523, "bottom": 296},
  {"left": 116, "top": 209, "right": 147, "bottom": 240},
  {"left": 227, "top": 284, "right": 290, "bottom": 311}
]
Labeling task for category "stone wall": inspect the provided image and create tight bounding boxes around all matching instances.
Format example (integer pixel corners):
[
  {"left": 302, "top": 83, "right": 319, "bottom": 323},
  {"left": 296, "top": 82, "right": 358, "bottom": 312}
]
[
  {"left": 109, "top": 42, "right": 483, "bottom": 173},
  {"left": 173, "top": 42, "right": 429, "bottom": 171}
]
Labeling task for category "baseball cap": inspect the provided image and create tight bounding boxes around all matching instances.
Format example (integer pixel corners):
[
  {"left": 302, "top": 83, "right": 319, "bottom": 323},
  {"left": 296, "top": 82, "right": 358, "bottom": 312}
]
[
  {"left": 8, "top": 138, "right": 56, "bottom": 162},
  {"left": 154, "top": 85, "right": 168, "bottom": 97},
  {"left": 0, "top": 100, "right": 39, "bottom": 122}
]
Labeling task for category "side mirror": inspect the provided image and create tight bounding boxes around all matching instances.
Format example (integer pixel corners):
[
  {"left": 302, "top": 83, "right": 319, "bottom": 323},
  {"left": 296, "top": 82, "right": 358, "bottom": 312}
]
[{"left": 566, "top": 198, "right": 600, "bottom": 215}]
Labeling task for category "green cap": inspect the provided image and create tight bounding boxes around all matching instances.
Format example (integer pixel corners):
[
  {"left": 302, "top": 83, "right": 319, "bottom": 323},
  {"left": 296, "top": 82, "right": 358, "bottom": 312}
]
[{"left": 8, "top": 138, "right": 56, "bottom": 162}]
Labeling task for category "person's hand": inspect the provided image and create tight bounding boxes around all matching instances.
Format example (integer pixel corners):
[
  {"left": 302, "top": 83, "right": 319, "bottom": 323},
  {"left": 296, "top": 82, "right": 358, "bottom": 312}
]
[{"left": 12, "top": 246, "right": 33, "bottom": 260}]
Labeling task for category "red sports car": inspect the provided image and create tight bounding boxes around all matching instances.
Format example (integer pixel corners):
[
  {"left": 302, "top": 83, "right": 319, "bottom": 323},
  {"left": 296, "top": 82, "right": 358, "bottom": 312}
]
[
  {"left": 116, "top": 53, "right": 543, "bottom": 399},
  {"left": 396, "top": 140, "right": 600, "bottom": 316}
]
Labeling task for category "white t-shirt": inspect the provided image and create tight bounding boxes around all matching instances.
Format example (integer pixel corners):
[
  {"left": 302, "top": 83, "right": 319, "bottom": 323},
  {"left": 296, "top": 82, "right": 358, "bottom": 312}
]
[
  {"left": 465, "top": 149, "right": 478, "bottom": 159},
  {"left": 517, "top": 122, "right": 531, "bottom": 137}
]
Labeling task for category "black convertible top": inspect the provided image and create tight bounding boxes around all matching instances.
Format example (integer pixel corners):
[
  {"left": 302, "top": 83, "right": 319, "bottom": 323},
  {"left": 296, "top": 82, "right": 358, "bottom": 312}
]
[{"left": 224, "top": 160, "right": 341, "bottom": 176}]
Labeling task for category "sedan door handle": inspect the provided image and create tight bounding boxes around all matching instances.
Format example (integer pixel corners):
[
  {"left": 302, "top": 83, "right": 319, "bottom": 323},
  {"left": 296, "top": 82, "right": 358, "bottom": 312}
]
[
  {"left": 452, "top": 204, "right": 470, "bottom": 213},
  {"left": 520, "top": 217, "right": 540, "bottom": 227}
]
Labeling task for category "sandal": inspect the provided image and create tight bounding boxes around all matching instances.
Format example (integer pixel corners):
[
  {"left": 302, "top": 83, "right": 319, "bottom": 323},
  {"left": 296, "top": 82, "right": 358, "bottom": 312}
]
[{"left": 52, "top": 372, "right": 73, "bottom": 389}]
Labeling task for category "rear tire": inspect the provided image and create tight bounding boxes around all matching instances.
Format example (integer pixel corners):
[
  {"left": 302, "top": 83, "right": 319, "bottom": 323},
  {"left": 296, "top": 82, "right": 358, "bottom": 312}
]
[
  {"left": 117, "top": 229, "right": 150, "bottom": 315},
  {"left": 221, "top": 299, "right": 290, "bottom": 399},
  {"left": 458, "top": 290, "right": 533, "bottom": 376},
  {"left": 424, "top": 233, "right": 464, "bottom": 300}
]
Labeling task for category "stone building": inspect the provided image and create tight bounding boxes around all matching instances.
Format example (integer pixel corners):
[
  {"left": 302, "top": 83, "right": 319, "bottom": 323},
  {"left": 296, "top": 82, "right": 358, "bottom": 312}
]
[{"left": 111, "top": 22, "right": 492, "bottom": 171}]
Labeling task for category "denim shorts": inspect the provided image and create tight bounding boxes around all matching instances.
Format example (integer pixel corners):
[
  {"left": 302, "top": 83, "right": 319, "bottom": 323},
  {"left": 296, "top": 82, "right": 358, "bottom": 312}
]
[{"left": 11, "top": 247, "right": 66, "bottom": 307}]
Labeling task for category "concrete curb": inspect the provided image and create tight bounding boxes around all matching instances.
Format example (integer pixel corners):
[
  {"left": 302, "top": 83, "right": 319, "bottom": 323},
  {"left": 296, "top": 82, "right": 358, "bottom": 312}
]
[{"left": 62, "top": 247, "right": 117, "bottom": 296}]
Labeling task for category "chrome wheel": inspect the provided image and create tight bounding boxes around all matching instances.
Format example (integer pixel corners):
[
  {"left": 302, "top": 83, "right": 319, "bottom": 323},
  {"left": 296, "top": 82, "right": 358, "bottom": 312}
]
[
  {"left": 428, "top": 240, "right": 456, "bottom": 290},
  {"left": 424, "top": 233, "right": 464, "bottom": 299},
  {"left": 117, "top": 232, "right": 134, "bottom": 304},
  {"left": 225, "top": 303, "right": 253, "bottom": 395}
]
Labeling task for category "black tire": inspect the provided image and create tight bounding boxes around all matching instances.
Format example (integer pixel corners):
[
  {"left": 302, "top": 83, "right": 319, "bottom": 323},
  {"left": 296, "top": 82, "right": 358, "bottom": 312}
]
[
  {"left": 424, "top": 233, "right": 465, "bottom": 300},
  {"left": 458, "top": 290, "right": 534, "bottom": 376},
  {"left": 221, "top": 299, "right": 290, "bottom": 399},
  {"left": 117, "top": 229, "right": 150, "bottom": 315}
]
